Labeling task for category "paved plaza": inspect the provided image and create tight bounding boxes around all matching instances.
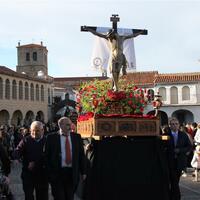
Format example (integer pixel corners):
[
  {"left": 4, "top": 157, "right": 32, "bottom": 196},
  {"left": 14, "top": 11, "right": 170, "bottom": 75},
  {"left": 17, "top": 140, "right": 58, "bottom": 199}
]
[
  {"left": 10, "top": 162, "right": 200, "bottom": 200},
  {"left": 180, "top": 168, "right": 200, "bottom": 200}
]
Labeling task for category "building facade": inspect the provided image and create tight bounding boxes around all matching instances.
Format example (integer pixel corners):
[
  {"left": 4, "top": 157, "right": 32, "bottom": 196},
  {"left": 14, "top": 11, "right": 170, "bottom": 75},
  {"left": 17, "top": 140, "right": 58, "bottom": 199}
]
[
  {"left": 0, "top": 42, "right": 53, "bottom": 126},
  {"left": 54, "top": 71, "right": 200, "bottom": 125},
  {"left": 0, "top": 66, "right": 53, "bottom": 126},
  {"left": 153, "top": 73, "right": 200, "bottom": 124},
  {"left": 1, "top": 42, "right": 200, "bottom": 126},
  {"left": 124, "top": 72, "right": 200, "bottom": 125}
]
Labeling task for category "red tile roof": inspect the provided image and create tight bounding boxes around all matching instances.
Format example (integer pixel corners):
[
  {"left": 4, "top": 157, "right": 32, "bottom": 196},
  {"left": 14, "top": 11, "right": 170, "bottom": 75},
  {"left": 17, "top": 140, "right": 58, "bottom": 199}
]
[
  {"left": 122, "top": 71, "right": 158, "bottom": 86},
  {"left": 54, "top": 76, "right": 108, "bottom": 82},
  {"left": 155, "top": 72, "right": 200, "bottom": 84},
  {"left": 54, "top": 71, "right": 200, "bottom": 88},
  {"left": 53, "top": 76, "right": 109, "bottom": 88},
  {"left": 122, "top": 71, "right": 200, "bottom": 85},
  {"left": 1, "top": 65, "right": 200, "bottom": 87}
]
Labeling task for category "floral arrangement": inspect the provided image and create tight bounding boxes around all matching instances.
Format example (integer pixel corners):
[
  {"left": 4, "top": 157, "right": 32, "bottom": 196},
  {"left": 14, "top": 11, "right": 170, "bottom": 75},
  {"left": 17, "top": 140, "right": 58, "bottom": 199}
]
[{"left": 76, "top": 79, "right": 149, "bottom": 117}]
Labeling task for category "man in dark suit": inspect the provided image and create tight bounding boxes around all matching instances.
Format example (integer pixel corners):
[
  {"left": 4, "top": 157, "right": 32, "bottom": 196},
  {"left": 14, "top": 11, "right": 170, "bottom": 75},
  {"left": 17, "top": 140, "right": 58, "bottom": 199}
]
[
  {"left": 45, "top": 117, "right": 87, "bottom": 200},
  {"left": 169, "top": 118, "right": 192, "bottom": 200}
]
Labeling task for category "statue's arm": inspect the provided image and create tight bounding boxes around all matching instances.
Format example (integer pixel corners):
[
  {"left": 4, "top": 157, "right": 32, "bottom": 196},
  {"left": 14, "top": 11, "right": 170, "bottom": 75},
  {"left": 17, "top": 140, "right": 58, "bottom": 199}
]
[
  {"left": 124, "top": 30, "right": 145, "bottom": 40},
  {"left": 83, "top": 26, "right": 107, "bottom": 39}
]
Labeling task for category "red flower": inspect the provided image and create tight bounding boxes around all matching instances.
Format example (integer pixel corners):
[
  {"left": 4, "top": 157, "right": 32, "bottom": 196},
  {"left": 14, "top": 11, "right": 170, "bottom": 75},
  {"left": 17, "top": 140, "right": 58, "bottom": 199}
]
[
  {"left": 129, "top": 93, "right": 133, "bottom": 98},
  {"left": 133, "top": 86, "right": 138, "bottom": 90},
  {"left": 128, "top": 100, "right": 132, "bottom": 105},
  {"left": 77, "top": 79, "right": 149, "bottom": 116}
]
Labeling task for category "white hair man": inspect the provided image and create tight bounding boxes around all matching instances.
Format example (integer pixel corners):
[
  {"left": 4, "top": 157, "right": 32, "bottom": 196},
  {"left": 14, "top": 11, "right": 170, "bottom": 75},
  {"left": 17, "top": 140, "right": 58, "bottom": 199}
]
[
  {"left": 14, "top": 121, "right": 48, "bottom": 200},
  {"left": 45, "top": 117, "right": 87, "bottom": 200}
]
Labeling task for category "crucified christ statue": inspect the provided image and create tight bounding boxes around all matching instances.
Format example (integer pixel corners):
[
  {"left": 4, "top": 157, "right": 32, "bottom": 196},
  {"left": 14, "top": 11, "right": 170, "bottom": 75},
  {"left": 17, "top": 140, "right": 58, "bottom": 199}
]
[{"left": 82, "top": 14, "right": 147, "bottom": 91}]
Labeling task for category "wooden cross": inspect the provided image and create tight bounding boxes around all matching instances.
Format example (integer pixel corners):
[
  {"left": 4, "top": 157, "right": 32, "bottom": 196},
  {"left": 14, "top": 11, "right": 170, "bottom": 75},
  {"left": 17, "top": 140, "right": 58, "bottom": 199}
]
[
  {"left": 81, "top": 14, "right": 148, "bottom": 35},
  {"left": 110, "top": 14, "right": 120, "bottom": 33},
  {"left": 81, "top": 14, "right": 148, "bottom": 91}
]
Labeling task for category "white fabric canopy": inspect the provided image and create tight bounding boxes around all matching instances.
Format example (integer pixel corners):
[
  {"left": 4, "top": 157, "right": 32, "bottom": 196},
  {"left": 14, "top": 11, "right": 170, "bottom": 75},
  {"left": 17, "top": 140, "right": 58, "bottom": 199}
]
[{"left": 90, "top": 27, "right": 136, "bottom": 74}]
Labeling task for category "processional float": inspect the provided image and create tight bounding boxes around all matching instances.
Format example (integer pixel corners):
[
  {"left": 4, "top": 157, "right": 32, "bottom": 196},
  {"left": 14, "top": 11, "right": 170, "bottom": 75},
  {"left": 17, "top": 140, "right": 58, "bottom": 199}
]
[
  {"left": 76, "top": 15, "right": 171, "bottom": 200},
  {"left": 77, "top": 14, "right": 162, "bottom": 138}
]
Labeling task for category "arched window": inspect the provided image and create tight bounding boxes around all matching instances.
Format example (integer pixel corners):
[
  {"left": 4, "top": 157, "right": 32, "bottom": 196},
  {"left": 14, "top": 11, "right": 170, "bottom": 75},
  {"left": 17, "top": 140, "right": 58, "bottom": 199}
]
[
  {"left": 41, "top": 85, "right": 44, "bottom": 101},
  {"left": 182, "top": 86, "right": 190, "bottom": 100},
  {"left": 158, "top": 87, "right": 166, "bottom": 101},
  {"left": 170, "top": 86, "right": 178, "bottom": 104},
  {"left": 0, "top": 78, "right": 3, "bottom": 99},
  {"left": 19, "top": 81, "right": 23, "bottom": 100},
  {"left": 33, "top": 52, "right": 37, "bottom": 61},
  {"left": 36, "top": 84, "right": 39, "bottom": 101},
  {"left": 26, "top": 52, "right": 30, "bottom": 61},
  {"left": 25, "top": 82, "right": 29, "bottom": 100},
  {"left": 12, "top": 80, "right": 17, "bottom": 99},
  {"left": 5, "top": 79, "right": 10, "bottom": 99},
  {"left": 30, "top": 83, "right": 34, "bottom": 101}
]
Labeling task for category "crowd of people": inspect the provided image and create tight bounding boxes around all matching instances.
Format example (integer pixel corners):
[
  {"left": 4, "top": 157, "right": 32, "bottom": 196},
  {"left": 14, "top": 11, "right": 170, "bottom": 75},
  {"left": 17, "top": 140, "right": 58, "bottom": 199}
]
[
  {"left": 0, "top": 117, "right": 200, "bottom": 200},
  {"left": 0, "top": 117, "right": 87, "bottom": 200}
]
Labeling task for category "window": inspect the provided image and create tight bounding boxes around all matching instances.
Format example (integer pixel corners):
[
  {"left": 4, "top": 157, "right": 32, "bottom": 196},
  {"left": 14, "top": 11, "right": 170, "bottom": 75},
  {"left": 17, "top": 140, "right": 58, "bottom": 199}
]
[
  {"left": 170, "top": 86, "right": 178, "bottom": 104},
  {"left": 26, "top": 52, "right": 30, "bottom": 61},
  {"left": 182, "top": 86, "right": 190, "bottom": 100},
  {"left": 41, "top": 85, "right": 44, "bottom": 101},
  {"left": 36, "top": 84, "right": 39, "bottom": 101},
  {"left": 25, "top": 82, "right": 29, "bottom": 100},
  {"left": 19, "top": 81, "right": 23, "bottom": 100},
  {"left": 33, "top": 52, "right": 37, "bottom": 61},
  {"left": 30, "top": 83, "right": 34, "bottom": 101},
  {"left": 158, "top": 87, "right": 166, "bottom": 101},
  {"left": 12, "top": 80, "right": 17, "bottom": 99},
  {"left": 5, "top": 79, "right": 10, "bottom": 99}
]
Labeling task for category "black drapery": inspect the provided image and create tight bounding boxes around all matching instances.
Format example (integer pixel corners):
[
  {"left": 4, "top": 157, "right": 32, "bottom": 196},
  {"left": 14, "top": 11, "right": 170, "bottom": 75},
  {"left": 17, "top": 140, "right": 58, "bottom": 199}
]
[{"left": 85, "top": 137, "right": 170, "bottom": 200}]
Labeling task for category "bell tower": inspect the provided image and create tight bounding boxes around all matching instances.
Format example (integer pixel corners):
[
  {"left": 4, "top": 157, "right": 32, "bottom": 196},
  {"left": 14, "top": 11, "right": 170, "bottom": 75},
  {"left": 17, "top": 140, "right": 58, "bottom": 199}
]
[{"left": 16, "top": 41, "right": 48, "bottom": 78}]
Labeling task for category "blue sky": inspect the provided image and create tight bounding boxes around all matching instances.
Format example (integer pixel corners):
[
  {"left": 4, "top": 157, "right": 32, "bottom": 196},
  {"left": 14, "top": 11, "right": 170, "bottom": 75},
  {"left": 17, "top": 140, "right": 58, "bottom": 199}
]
[{"left": 0, "top": 0, "right": 200, "bottom": 77}]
